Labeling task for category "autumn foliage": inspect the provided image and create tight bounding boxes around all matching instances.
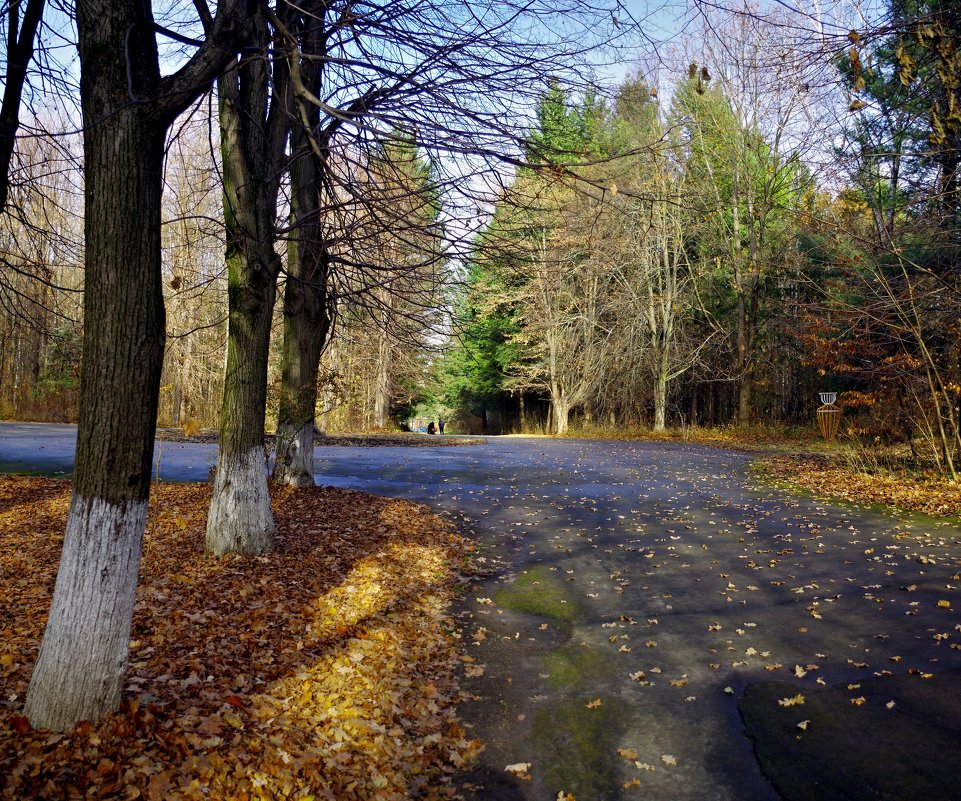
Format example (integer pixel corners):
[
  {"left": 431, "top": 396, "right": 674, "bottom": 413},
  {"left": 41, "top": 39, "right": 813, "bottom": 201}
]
[{"left": 0, "top": 478, "right": 480, "bottom": 799}]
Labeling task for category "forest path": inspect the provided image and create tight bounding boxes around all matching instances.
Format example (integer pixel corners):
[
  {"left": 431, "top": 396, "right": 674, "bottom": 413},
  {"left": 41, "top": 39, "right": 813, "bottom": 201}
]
[
  {"left": 313, "top": 435, "right": 961, "bottom": 801},
  {"left": 3, "top": 426, "right": 961, "bottom": 800}
]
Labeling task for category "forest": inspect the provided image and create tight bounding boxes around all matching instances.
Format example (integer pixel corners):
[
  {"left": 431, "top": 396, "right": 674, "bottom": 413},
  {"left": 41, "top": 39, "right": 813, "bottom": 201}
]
[
  {"left": 0, "top": 0, "right": 956, "bottom": 758},
  {"left": 2, "top": 0, "right": 959, "bottom": 479}
]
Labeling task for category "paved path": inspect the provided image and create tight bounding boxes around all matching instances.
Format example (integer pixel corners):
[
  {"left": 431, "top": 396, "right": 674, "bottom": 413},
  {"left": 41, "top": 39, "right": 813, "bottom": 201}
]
[{"left": 3, "top": 426, "right": 960, "bottom": 799}]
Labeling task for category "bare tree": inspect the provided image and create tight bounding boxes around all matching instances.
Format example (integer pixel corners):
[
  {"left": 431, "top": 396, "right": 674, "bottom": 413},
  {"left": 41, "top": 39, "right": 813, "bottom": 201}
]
[
  {"left": 204, "top": 5, "right": 290, "bottom": 556},
  {"left": 0, "top": 0, "right": 46, "bottom": 212},
  {"left": 263, "top": 0, "right": 634, "bottom": 477},
  {"left": 24, "top": 0, "right": 252, "bottom": 731}
]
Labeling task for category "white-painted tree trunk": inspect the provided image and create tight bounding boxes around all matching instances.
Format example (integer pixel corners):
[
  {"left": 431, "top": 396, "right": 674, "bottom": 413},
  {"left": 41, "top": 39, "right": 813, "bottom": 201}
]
[
  {"left": 273, "top": 421, "right": 315, "bottom": 487},
  {"left": 24, "top": 493, "right": 148, "bottom": 732},
  {"left": 205, "top": 447, "right": 274, "bottom": 555},
  {"left": 554, "top": 400, "right": 570, "bottom": 434}
]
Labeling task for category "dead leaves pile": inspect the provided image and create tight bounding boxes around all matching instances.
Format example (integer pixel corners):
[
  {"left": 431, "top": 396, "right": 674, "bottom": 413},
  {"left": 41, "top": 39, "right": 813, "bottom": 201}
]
[
  {"left": 757, "top": 455, "right": 961, "bottom": 517},
  {"left": 0, "top": 477, "right": 481, "bottom": 800}
]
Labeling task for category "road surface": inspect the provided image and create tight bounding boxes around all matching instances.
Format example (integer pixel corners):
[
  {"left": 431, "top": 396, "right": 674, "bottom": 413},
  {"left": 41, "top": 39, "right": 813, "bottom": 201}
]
[{"left": 2, "top": 423, "right": 960, "bottom": 799}]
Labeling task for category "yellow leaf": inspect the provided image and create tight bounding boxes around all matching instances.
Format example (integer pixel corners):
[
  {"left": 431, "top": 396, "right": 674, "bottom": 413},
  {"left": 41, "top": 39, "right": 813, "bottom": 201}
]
[
  {"left": 778, "top": 694, "right": 805, "bottom": 707},
  {"left": 223, "top": 712, "right": 244, "bottom": 729},
  {"left": 586, "top": 698, "right": 602, "bottom": 709},
  {"left": 617, "top": 747, "right": 639, "bottom": 760}
]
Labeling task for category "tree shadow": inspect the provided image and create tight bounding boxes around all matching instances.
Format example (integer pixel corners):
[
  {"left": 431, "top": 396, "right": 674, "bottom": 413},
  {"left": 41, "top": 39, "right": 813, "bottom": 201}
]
[{"left": 0, "top": 479, "right": 477, "bottom": 799}]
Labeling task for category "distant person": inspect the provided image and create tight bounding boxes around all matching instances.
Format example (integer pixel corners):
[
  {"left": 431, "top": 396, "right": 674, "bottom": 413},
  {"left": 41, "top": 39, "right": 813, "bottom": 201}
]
[
  {"left": 427, "top": 421, "right": 436, "bottom": 435},
  {"left": 438, "top": 419, "right": 445, "bottom": 434}
]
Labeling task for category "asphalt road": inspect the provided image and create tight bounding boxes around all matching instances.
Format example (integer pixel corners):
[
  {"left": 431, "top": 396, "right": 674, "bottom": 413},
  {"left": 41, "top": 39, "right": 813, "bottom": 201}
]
[{"left": 2, "top": 424, "right": 960, "bottom": 800}]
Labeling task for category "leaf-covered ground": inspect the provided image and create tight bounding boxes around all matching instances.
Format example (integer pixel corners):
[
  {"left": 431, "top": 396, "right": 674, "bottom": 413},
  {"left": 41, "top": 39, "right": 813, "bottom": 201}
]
[
  {"left": 562, "top": 425, "right": 961, "bottom": 519},
  {"left": 755, "top": 454, "right": 961, "bottom": 518},
  {"left": 0, "top": 477, "right": 481, "bottom": 800}
]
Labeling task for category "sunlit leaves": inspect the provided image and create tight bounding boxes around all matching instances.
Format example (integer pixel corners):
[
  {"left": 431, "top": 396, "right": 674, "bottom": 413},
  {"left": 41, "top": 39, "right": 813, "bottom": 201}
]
[{"left": 0, "top": 477, "right": 479, "bottom": 799}]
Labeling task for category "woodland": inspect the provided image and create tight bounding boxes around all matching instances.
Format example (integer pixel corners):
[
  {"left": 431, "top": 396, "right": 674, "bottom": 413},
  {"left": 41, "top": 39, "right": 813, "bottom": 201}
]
[
  {"left": 2, "top": 1, "right": 960, "bottom": 470},
  {"left": 0, "top": 0, "right": 959, "bottom": 775}
]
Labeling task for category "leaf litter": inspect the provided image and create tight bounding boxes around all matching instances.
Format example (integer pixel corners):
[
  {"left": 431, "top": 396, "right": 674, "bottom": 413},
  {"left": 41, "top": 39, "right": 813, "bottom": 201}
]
[{"left": 0, "top": 477, "right": 481, "bottom": 800}]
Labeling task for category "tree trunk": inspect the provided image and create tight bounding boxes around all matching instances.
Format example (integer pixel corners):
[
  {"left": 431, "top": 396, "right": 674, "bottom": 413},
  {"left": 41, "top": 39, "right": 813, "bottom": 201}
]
[
  {"left": 205, "top": 242, "right": 277, "bottom": 554},
  {"left": 273, "top": 305, "right": 322, "bottom": 486},
  {"left": 736, "top": 284, "right": 752, "bottom": 426},
  {"left": 272, "top": 27, "right": 332, "bottom": 487},
  {"left": 373, "top": 302, "right": 392, "bottom": 428},
  {"left": 554, "top": 397, "right": 570, "bottom": 434},
  {"left": 0, "top": 0, "right": 45, "bottom": 213},
  {"left": 653, "top": 352, "right": 668, "bottom": 432},
  {"left": 171, "top": 380, "right": 182, "bottom": 427},
  {"left": 273, "top": 237, "right": 329, "bottom": 486},
  {"left": 205, "top": 55, "right": 282, "bottom": 556},
  {"left": 24, "top": 5, "right": 167, "bottom": 730},
  {"left": 373, "top": 360, "right": 389, "bottom": 429}
]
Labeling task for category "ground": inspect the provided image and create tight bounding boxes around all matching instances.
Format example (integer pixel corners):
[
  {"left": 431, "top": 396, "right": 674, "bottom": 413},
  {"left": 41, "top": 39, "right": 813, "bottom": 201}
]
[
  {"left": 0, "top": 478, "right": 480, "bottom": 800},
  {"left": 2, "top": 426, "right": 961, "bottom": 800}
]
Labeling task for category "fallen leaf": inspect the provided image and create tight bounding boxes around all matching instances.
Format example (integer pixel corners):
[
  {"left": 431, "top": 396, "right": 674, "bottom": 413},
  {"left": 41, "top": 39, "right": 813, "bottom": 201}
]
[{"left": 778, "top": 694, "right": 805, "bottom": 707}]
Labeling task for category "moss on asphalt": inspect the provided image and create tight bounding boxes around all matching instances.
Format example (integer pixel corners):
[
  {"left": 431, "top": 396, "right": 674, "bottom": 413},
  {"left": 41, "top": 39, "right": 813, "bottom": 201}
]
[{"left": 531, "top": 698, "right": 625, "bottom": 798}]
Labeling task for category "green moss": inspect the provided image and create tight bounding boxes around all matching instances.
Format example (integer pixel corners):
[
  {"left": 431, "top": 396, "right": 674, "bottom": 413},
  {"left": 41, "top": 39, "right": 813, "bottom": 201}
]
[
  {"left": 493, "top": 565, "right": 582, "bottom": 623},
  {"left": 542, "top": 641, "right": 610, "bottom": 689},
  {"left": 531, "top": 699, "right": 625, "bottom": 798}
]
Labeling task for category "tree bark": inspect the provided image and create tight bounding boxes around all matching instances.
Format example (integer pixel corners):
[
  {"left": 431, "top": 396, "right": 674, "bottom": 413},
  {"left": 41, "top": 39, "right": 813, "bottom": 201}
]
[
  {"left": 273, "top": 186, "right": 331, "bottom": 485},
  {"left": 273, "top": 272, "right": 326, "bottom": 485},
  {"left": 205, "top": 49, "right": 284, "bottom": 554},
  {"left": 204, "top": 241, "right": 276, "bottom": 554},
  {"left": 653, "top": 350, "right": 668, "bottom": 432},
  {"left": 553, "top": 395, "right": 570, "bottom": 434},
  {"left": 25, "top": 0, "right": 201, "bottom": 730},
  {"left": 272, "top": 19, "right": 333, "bottom": 486},
  {"left": 736, "top": 281, "right": 751, "bottom": 426},
  {"left": 374, "top": 338, "right": 391, "bottom": 428},
  {"left": 0, "top": 0, "right": 45, "bottom": 213}
]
